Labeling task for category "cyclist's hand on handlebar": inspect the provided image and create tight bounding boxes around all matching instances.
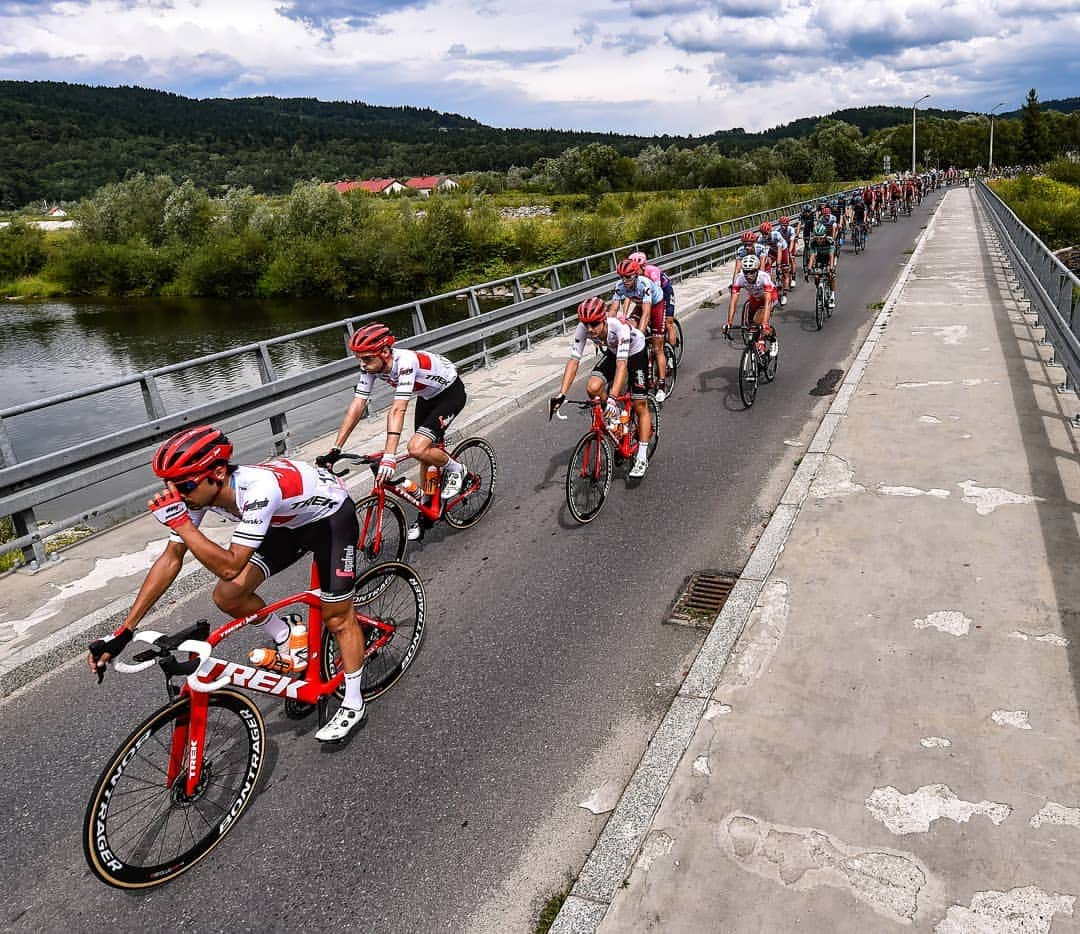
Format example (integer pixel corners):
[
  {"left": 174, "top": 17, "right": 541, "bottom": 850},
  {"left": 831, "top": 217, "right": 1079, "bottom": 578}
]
[
  {"left": 375, "top": 453, "right": 396, "bottom": 486},
  {"left": 605, "top": 398, "right": 620, "bottom": 421},
  {"left": 148, "top": 487, "right": 191, "bottom": 530},
  {"left": 88, "top": 626, "right": 134, "bottom": 683},
  {"left": 723, "top": 323, "right": 733, "bottom": 341},
  {"left": 548, "top": 394, "right": 565, "bottom": 420},
  {"left": 316, "top": 446, "right": 342, "bottom": 468}
]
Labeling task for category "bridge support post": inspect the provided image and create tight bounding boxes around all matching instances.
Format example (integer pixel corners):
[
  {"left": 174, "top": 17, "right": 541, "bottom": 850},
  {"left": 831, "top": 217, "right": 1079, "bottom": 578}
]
[{"left": 256, "top": 343, "right": 289, "bottom": 455}]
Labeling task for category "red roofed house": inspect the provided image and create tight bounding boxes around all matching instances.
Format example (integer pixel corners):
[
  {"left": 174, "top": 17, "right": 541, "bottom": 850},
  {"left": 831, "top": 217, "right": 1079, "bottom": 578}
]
[
  {"left": 332, "top": 178, "right": 406, "bottom": 195},
  {"left": 403, "top": 175, "right": 459, "bottom": 197}
]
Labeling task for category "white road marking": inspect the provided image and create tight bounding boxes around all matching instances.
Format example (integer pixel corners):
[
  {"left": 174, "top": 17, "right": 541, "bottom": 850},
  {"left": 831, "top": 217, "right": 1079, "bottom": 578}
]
[
  {"left": 991, "top": 710, "right": 1032, "bottom": 730},
  {"left": 914, "top": 612, "right": 972, "bottom": 636},
  {"left": 935, "top": 885, "right": 1075, "bottom": 934},
  {"left": 920, "top": 737, "right": 953, "bottom": 748},
  {"left": 958, "top": 480, "right": 1044, "bottom": 515},
  {"left": 1030, "top": 801, "right": 1080, "bottom": 830}
]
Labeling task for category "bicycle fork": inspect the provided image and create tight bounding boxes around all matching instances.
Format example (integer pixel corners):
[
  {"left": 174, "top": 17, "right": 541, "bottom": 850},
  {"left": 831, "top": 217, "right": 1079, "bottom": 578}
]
[{"left": 168, "top": 691, "right": 209, "bottom": 798}]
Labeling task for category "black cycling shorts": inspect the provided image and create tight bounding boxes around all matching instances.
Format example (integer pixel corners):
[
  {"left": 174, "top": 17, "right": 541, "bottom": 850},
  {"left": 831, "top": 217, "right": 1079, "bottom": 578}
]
[
  {"left": 414, "top": 376, "right": 466, "bottom": 443},
  {"left": 591, "top": 349, "right": 649, "bottom": 400},
  {"left": 249, "top": 499, "right": 359, "bottom": 604}
]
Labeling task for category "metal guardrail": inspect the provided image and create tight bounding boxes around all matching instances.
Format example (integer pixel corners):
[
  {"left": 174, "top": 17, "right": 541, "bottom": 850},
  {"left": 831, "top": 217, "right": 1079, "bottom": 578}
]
[
  {"left": 975, "top": 180, "right": 1080, "bottom": 402},
  {"left": 0, "top": 188, "right": 859, "bottom": 566}
]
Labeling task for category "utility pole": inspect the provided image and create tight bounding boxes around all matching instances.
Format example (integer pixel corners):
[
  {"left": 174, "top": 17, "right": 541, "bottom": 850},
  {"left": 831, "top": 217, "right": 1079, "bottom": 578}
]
[
  {"left": 912, "top": 94, "right": 931, "bottom": 174},
  {"left": 989, "top": 101, "right": 1007, "bottom": 172}
]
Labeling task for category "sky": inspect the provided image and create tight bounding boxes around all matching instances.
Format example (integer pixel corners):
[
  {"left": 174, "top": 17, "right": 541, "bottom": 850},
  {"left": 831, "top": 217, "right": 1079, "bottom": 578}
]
[{"left": 0, "top": 0, "right": 1077, "bottom": 136}]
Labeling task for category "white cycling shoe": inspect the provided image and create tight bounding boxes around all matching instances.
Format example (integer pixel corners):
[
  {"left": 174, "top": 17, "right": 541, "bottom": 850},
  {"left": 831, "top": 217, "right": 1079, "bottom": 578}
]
[
  {"left": 628, "top": 457, "right": 648, "bottom": 479},
  {"left": 442, "top": 469, "right": 465, "bottom": 499},
  {"left": 315, "top": 703, "right": 367, "bottom": 742}
]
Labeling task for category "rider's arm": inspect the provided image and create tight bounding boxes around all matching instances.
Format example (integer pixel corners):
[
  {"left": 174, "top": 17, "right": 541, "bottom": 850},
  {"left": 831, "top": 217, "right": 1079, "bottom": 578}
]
[
  {"left": 382, "top": 400, "right": 409, "bottom": 457},
  {"left": 332, "top": 396, "right": 368, "bottom": 449},
  {"left": 120, "top": 541, "right": 188, "bottom": 632},
  {"left": 726, "top": 286, "right": 740, "bottom": 325},
  {"left": 610, "top": 359, "right": 629, "bottom": 399},
  {"left": 557, "top": 358, "right": 580, "bottom": 397},
  {"left": 169, "top": 522, "right": 257, "bottom": 582}
]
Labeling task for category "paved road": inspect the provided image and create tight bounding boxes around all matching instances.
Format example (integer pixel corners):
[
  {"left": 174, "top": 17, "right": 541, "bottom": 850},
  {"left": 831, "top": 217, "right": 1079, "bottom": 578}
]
[{"left": 0, "top": 191, "right": 944, "bottom": 934}]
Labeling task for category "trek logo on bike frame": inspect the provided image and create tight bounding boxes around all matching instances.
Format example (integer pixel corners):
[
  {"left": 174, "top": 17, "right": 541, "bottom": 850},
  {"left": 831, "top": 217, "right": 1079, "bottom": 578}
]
[{"left": 199, "top": 659, "right": 306, "bottom": 698}]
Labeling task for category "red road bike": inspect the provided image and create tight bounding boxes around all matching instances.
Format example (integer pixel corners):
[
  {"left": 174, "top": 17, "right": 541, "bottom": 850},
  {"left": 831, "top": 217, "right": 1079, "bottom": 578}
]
[
  {"left": 342, "top": 439, "right": 496, "bottom": 590},
  {"left": 553, "top": 393, "right": 660, "bottom": 523},
  {"left": 83, "top": 560, "right": 424, "bottom": 889}
]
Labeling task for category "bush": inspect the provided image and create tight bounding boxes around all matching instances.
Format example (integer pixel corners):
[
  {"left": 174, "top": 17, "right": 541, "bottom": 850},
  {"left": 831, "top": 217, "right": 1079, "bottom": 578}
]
[
  {"left": 0, "top": 219, "right": 48, "bottom": 280},
  {"left": 1044, "top": 159, "right": 1080, "bottom": 188},
  {"left": 45, "top": 236, "right": 177, "bottom": 294},
  {"left": 173, "top": 231, "right": 268, "bottom": 297},
  {"left": 991, "top": 176, "right": 1080, "bottom": 250}
]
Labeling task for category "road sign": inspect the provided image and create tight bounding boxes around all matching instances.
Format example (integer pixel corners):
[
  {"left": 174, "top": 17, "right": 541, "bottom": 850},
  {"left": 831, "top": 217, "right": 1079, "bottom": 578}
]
[{"left": 884, "top": 155, "right": 891, "bottom": 174}]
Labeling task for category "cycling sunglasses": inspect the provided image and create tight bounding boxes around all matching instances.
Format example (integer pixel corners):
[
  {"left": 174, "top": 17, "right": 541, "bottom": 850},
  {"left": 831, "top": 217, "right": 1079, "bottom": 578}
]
[{"left": 171, "top": 474, "right": 209, "bottom": 494}]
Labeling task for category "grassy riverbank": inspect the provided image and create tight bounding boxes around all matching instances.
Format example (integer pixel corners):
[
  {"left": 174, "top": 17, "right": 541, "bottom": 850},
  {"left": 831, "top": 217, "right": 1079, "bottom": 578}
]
[
  {"left": 1, "top": 176, "right": 854, "bottom": 301},
  {"left": 989, "top": 161, "right": 1080, "bottom": 250}
]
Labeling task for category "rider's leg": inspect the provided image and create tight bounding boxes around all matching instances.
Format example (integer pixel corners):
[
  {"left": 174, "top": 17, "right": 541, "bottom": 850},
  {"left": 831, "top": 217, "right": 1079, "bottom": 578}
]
[{"left": 216, "top": 562, "right": 302, "bottom": 668}]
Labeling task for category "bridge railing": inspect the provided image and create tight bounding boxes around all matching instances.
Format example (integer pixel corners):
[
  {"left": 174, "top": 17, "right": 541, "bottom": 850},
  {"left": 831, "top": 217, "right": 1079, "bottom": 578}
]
[
  {"left": 0, "top": 189, "right": 856, "bottom": 566},
  {"left": 976, "top": 179, "right": 1080, "bottom": 401}
]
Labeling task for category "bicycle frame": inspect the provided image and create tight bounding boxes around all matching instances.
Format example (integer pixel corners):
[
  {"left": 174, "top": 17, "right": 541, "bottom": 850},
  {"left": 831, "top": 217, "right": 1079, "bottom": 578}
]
[
  {"left": 131, "top": 562, "right": 395, "bottom": 799},
  {"left": 576, "top": 395, "right": 641, "bottom": 468},
  {"left": 354, "top": 445, "right": 480, "bottom": 548}
]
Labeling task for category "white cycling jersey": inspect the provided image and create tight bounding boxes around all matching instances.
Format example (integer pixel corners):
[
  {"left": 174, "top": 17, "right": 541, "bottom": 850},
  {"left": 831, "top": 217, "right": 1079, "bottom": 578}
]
[
  {"left": 730, "top": 271, "right": 778, "bottom": 301},
  {"left": 355, "top": 347, "right": 458, "bottom": 402},
  {"left": 171, "top": 459, "right": 350, "bottom": 547},
  {"left": 570, "top": 317, "right": 646, "bottom": 361}
]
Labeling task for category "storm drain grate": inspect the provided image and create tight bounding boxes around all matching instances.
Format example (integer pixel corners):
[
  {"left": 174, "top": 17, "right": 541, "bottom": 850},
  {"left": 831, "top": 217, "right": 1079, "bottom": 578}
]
[{"left": 667, "top": 571, "right": 738, "bottom": 628}]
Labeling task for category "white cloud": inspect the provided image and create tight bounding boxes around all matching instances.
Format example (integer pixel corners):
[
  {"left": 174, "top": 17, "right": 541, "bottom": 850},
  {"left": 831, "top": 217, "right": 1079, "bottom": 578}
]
[{"left": 0, "top": 0, "right": 1077, "bottom": 133}]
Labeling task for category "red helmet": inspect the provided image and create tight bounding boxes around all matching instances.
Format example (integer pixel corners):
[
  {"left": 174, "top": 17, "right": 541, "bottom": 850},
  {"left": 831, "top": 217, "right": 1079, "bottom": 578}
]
[
  {"left": 152, "top": 425, "right": 232, "bottom": 481},
  {"left": 759, "top": 221, "right": 772, "bottom": 235},
  {"left": 821, "top": 207, "right": 832, "bottom": 217},
  {"left": 577, "top": 297, "right": 607, "bottom": 324},
  {"left": 616, "top": 258, "right": 642, "bottom": 278},
  {"left": 349, "top": 323, "right": 395, "bottom": 356},
  {"left": 741, "top": 230, "right": 756, "bottom": 244},
  {"left": 778, "top": 216, "right": 790, "bottom": 225}
]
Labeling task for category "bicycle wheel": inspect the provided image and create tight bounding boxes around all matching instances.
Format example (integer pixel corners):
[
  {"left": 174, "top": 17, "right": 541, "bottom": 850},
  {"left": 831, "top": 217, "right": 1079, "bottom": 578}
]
[
  {"left": 354, "top": 494, "right": 407, "bottom": 597},
  {"left": 669, "top": 317, "right": 684, "bottom": 366},
  {"left": 814, "top": 284, "right": 825, "bottom": 330},
  {"left": 826, "top": 289, "right": 834, "bottom": 319},
  {"left": 738, "top": 345, "right": 758, "bottom": 408},
  {"left": 323, "top": 561, "right": 426, "bottom": 702},
  {"left": 84, "top": 689, "right": 264, "bottom": 889},
  {"left": 565, "top": 432, "right": 613, "bottom": 524},
  {"left": 629, "top": 394, "right": 661, "bottom": 461},
  {"left": 762, "top": 336, "right": 779, "bottom": 383},
  {"left": 443, "top": 437, "right": 497, "bottom": 529}
]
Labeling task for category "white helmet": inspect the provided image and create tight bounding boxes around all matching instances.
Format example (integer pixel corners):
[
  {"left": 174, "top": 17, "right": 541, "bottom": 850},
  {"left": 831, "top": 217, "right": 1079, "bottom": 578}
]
[{"left": 741, "top": 254, "right": 761, "bottom": 273}]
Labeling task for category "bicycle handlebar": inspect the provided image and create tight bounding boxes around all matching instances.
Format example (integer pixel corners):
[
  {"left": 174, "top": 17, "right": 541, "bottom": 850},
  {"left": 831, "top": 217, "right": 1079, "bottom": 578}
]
[{"left": 114, "top": 630, "right": 218, "bottom": 692}]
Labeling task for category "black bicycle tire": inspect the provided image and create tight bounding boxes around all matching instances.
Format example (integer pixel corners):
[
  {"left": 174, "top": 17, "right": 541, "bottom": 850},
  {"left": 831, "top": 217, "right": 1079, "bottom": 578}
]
[
  {"left": 442, "top": 437, "right": 497, "bottom": 529},
  {"left": 670, "top": 317, "right": 685, "bottom": 366},
  {"left": 762, "top": 338, "right": 779, "bottom": 382},
  {"left": 738, "top": 345, "right": 757, "bottom": 408},
  {"left": 815, "top": 284, "right": 824, "bottom": 330},
  {"left": 323, "top": 561, "right": 427, "bottom": 701},
  {"left": 84, "top": 689, "right": 264, "bottom": 889},
  {"left": 565, "top": 432, "right": 612, "bottom": 524}
]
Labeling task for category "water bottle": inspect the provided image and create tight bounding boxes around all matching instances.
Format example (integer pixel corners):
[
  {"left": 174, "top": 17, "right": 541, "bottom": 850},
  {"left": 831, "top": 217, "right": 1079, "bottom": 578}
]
[
  {"left": 397, "top": 477, "right": 421, "bottom": 498},
  {"left": 618, "top": 409, "right": 630, "bottom": 437},
  {"left": 423, "top": 465, "right": 440, "bottom": 496},
  {"left": 288, "top": 621, "right": 308, "bottom": 671}
]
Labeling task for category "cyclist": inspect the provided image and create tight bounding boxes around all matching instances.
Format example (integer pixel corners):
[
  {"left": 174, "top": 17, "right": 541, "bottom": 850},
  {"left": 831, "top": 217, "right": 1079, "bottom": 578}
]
[
  {"left": 806, "top": 223, "right": 837, "bottom": 308},
  {"left": 611, "top": 257, "right": 668, "bottom": 404},
  {"left": 850, "top": 194, "right": 868, "bottom": 249},
  {"left": 86, "top": 425, "right": 371, "bottom": 743},
  {"left": 756, "top": 222, "right": 789, "bottom": 305},
  {"left": 627, "top": 250, "right": 678, "bottom": 353},
  {"left": 324, "top": 323, "right": 467, "bottom": 542},
  {"left": 776, "top": 216, "right": 798, "bottom": 294},
  {"left": 723, "top": 254, "right": 778, "bottom": 355},
  {"left": 550, "top": 297, "right": 652, "bottom": 478}
]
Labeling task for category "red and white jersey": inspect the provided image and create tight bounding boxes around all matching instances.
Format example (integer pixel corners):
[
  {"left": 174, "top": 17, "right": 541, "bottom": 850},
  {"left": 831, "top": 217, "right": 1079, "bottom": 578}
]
[
  {"left": 172, "top": 459, "right": 350, "bottom": 547},
  {"left": 570, "top": 317, "right": 646, "bottom": 361},
  {"left": 355, "top": 347, "right": 458, "bottom": 402},
  {"left": 730, "top": 271, "right": 778, "bottom": 301}
]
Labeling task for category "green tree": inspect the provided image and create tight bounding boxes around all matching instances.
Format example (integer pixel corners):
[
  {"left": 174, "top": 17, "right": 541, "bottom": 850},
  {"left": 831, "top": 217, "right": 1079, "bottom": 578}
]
[
  {"left": 0, "top": 219, "right": 47, "bottom": 281},
  {"left": 1020, "top": 89, "right": 1052, "bottom": 164}
]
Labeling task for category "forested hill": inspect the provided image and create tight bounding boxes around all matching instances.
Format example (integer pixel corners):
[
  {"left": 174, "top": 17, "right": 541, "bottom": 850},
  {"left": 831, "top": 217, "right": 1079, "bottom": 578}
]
[{"left": 2, "top": 81, "right": 1075, "bottom": 207}]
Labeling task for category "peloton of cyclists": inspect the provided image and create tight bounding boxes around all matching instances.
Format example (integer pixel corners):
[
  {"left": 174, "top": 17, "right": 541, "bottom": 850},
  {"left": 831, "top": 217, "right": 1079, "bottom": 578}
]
[
  {"left": 550, "top": 297, "right": 653, "bottom": 478},
  {"left": 87, "top": 425, "right": 373, "bottom": 742},
  {"left": 324, "top": 323, "right": 468, "bottom": 542}
]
